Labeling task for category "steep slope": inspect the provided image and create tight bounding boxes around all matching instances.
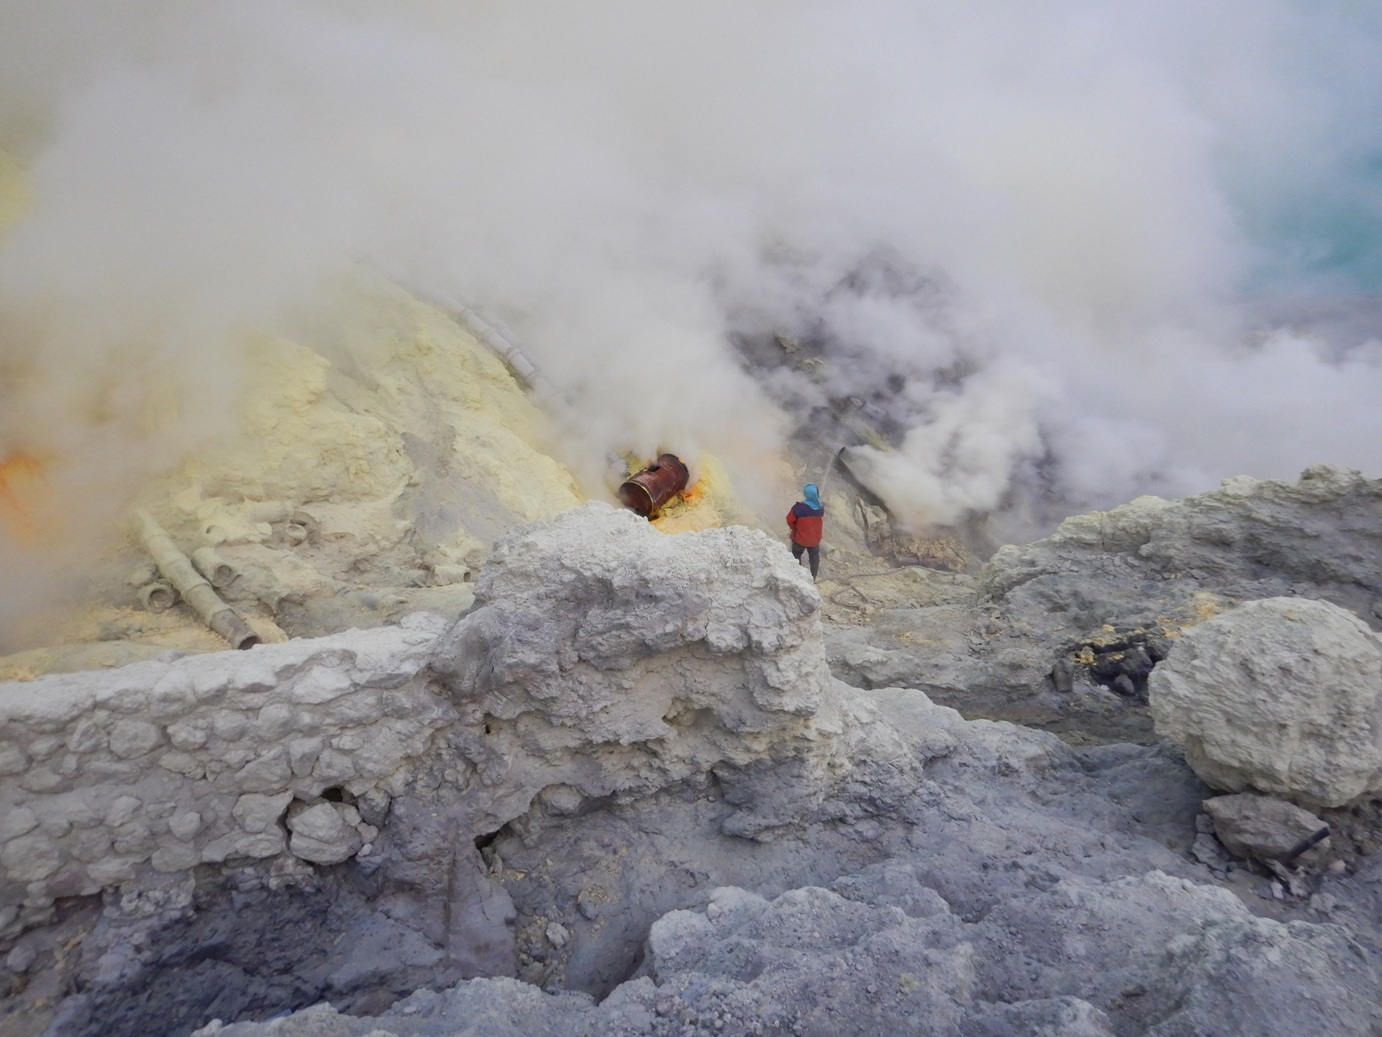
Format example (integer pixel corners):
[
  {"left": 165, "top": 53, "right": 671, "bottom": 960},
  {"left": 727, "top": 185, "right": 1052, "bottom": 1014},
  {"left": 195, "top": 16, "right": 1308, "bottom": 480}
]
[{"left": 0, "top": 285, "right": 584, "bottom": 674}]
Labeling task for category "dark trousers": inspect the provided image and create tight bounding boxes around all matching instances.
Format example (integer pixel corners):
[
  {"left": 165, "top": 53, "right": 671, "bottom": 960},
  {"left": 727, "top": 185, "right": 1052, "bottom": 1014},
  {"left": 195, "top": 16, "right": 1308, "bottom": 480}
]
[{"left": 791, "top": 541, "right": 819, "bottom": 578}]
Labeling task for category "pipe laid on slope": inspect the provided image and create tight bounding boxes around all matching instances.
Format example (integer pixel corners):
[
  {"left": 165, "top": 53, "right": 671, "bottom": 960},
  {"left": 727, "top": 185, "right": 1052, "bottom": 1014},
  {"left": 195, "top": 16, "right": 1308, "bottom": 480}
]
[
  {"left": 404, "top": 286, "right": 553, "bottom": 396},
  {"left": 133, "top": 510, "right": 261, "bottom": 650},
  {"left": 455, "top": 307, "right": 539, "bottom": 388}
]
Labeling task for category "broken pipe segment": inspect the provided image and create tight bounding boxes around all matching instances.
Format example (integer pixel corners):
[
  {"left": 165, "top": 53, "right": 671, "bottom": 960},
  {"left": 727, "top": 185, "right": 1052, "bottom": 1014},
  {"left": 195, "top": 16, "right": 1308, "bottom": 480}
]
[
  {"left": 133, "top": 510, "right": 261, "bottom": 650},
  {"left": 1282, "top": 826, "right": 1331, "bottom": 864},
  {"left": 190, "top": 546, "right": 239, "bottom": 590},
  {"left": 137, "top": 582, "right": 178, "bottom": 613},
  {"left": 618, "top": 454, "right": 690, "bottom": 518}
]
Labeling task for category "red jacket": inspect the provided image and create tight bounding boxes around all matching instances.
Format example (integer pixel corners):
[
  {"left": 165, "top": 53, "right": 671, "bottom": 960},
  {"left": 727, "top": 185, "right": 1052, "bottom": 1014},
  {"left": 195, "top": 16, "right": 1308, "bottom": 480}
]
[{"left": 787, "top": 501, "right": 824, "bottom": 547}]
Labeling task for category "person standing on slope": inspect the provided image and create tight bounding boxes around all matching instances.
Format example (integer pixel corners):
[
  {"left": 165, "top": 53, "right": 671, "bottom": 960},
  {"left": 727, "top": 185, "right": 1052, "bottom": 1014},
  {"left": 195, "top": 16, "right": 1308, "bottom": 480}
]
[{"left": 786, "top": 483, "right": 825, "bottom": 580}]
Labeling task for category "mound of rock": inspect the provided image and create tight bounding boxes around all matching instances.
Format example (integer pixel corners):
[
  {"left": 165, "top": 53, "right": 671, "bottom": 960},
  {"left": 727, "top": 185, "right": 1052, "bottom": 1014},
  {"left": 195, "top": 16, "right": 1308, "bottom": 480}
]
[
  {"left": 1150, "top": 597, "right": 1382, "bottom": 808},
  {"left": 981, "top": 465, "right": 1382, "bottom": 617},
  {"left": 0, "top": 287, "right": 584, "bottom": 673}
]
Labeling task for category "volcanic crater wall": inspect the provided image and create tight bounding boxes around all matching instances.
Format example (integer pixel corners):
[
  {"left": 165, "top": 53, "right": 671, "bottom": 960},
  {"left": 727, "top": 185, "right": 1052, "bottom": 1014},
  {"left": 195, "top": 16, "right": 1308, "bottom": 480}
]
[{"left": 0, "top": 503, "right": 836, "bottom": 946}]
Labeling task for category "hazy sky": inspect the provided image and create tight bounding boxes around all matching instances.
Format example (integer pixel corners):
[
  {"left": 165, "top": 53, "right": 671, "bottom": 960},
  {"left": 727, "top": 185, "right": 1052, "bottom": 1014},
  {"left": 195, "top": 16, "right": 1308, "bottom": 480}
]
[{"left": 2, "top": 0, "right": 1381, "bottom": 567}]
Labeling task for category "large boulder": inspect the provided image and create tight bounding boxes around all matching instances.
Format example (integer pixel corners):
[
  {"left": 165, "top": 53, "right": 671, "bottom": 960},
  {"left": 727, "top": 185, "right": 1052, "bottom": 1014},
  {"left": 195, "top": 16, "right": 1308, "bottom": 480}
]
[{"left": 1149, "top": 597, "right": 1382, "bottom": 807}]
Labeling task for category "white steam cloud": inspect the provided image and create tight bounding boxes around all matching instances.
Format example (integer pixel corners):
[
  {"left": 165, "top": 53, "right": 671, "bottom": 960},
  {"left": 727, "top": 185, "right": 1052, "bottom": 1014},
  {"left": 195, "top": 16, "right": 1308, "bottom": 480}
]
[{"left": 2, "top": 0, "right": 1382, "bottom": 612}]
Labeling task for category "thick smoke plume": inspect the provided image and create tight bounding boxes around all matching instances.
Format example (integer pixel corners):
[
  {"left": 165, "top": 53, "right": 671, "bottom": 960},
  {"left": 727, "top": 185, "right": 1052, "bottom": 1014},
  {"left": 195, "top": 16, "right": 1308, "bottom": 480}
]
[{"left": 2, "top": 0, "right": 1381, "bottom": 629}]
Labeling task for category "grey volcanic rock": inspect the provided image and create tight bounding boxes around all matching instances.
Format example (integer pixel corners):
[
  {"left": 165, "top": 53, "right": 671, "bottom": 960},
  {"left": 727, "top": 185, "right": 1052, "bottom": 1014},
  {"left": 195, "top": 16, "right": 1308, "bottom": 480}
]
[
  {"left": 6, "top": 498, "right": 1382, "bottom": 1037},
  {"left": 426, "top": 502, "right": 842, "bottom": 838},
  {"left": 0, "top": 613, "right": 459, "bottom": 940},
  {"left": 197, "top": 870, "right": 1382, "bottom": 1037},
  {"left": 0, "top": 503, "right": 864, "bottom": 1035},
  {"left": 286, "top": 803, "right": 366, "bottom": 865},
  {"left": 982, "top": 465, "right": 1382, "bottom": 613},
  {"left": 1203, "top": 793, "right": 1330, "bottom": 863},
  {"left": 827, "top": 466, "right": 1382, "bottom": 744},
  {"left": 1150, "top": 597, "right": 1382, "bottom": 807},
  {"left": 474, "top": 708, "right": 1217, "bottom": 1000}
]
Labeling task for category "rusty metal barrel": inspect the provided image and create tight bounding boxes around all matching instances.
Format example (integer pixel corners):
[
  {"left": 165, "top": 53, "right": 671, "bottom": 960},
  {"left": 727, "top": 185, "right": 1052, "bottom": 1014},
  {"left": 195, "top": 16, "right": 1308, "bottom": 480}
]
[{"left": 618, "top": 454, "right": 690, "bottom": 517}]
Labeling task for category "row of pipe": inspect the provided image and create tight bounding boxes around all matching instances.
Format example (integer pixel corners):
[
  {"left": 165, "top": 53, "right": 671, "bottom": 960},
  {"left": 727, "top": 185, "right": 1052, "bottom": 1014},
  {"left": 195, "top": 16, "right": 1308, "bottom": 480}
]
[
  {"left": 453, "top": 306, "right": 548, "bottom": 393},
  {"left": 133, "top": 511, "right": 260, "bottom": 650}
]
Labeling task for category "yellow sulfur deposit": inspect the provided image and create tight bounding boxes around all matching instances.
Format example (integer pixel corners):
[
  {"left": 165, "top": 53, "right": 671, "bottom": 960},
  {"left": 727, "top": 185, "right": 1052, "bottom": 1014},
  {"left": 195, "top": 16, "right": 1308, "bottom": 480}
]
[
  {"left": 170, "top": 284, "right": 583, "bottom": 550},
  {"left": 650, "top": 453, "right": 743, "bottom": 534},
  {"left": 3, "top": 283, "right": 588, "bottom": 670}
]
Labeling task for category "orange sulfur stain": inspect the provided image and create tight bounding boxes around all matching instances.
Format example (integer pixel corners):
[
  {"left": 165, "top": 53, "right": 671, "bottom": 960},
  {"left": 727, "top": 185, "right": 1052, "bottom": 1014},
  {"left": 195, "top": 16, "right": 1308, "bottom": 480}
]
[
  {"left": 0, "top": 453, "right": 47, "bottom": 545},
  {"left": 649, "top": 478, "right": 724, "bottom": 534}
]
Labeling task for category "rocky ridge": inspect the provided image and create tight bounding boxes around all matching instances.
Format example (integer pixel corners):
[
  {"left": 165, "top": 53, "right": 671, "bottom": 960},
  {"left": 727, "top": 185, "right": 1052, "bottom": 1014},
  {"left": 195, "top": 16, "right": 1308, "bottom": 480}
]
[{"left": 825, "top": 464, "right": 1382, "bottom": 743}]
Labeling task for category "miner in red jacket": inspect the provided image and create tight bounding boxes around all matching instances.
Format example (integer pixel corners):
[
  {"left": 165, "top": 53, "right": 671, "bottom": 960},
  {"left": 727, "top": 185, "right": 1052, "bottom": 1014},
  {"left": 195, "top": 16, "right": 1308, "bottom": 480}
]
[{"left": 786, "top": 482, "right": 825, "bottom": 580}]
